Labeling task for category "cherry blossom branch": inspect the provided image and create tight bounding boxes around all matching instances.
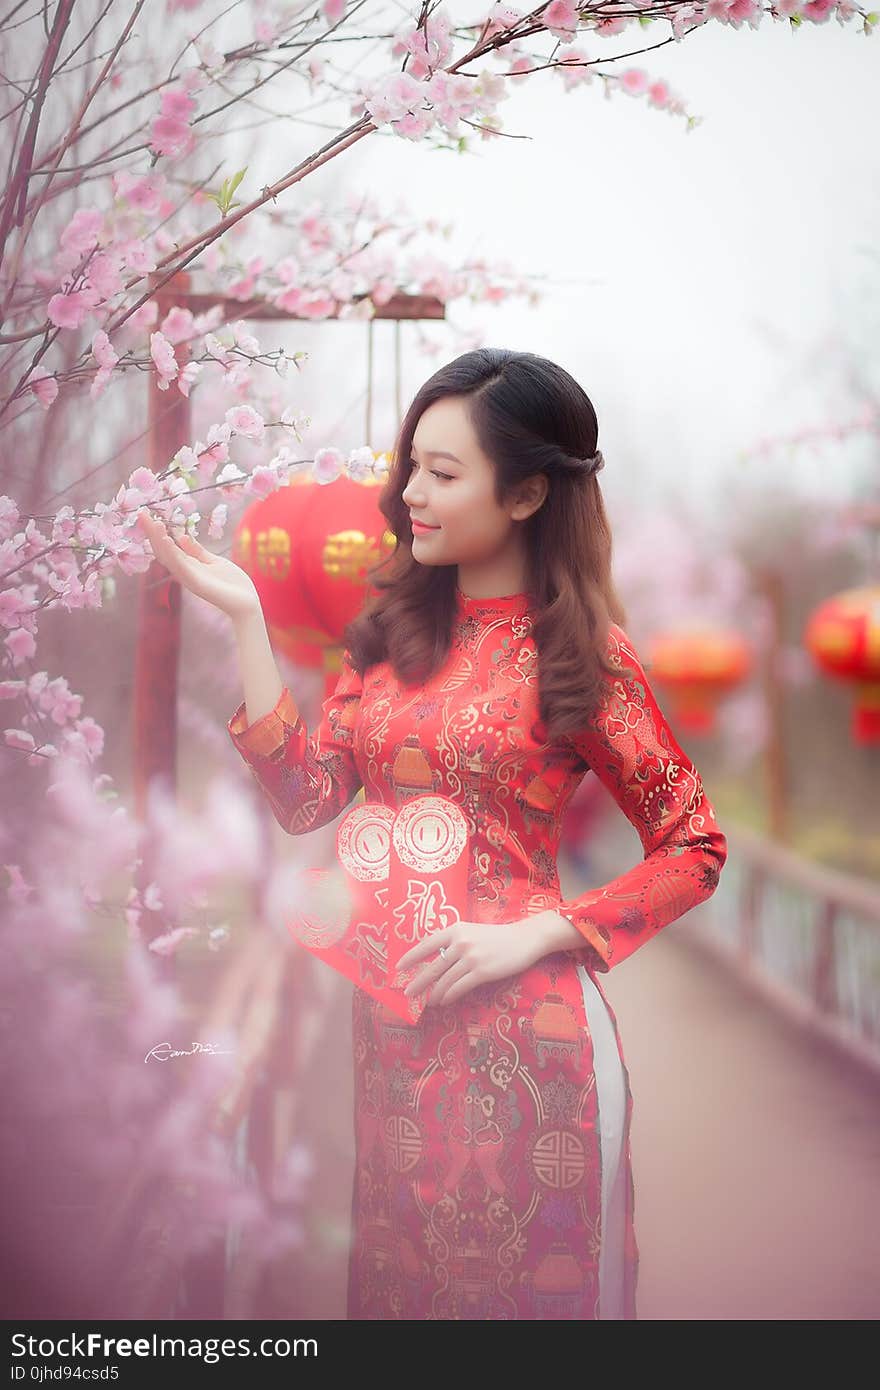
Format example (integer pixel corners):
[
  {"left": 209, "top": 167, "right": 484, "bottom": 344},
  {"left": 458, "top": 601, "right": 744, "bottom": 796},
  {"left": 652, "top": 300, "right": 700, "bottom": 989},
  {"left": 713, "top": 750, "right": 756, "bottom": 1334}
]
[{"left": 0, "top": 2, "right": 145, "bottom": 281}]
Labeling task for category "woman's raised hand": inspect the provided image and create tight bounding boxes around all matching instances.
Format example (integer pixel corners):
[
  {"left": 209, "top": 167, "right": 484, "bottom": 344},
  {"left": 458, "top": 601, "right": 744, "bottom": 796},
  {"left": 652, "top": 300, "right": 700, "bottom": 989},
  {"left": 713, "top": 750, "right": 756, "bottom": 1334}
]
[{"left": 137, "top": 509, "right": 261, "bottom": 625}]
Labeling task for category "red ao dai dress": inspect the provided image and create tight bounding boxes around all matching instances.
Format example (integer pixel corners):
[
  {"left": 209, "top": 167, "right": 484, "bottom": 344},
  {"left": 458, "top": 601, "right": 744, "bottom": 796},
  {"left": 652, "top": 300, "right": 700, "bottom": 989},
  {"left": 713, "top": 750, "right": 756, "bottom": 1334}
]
[{"left": 226, "top": 586, "right": 728, "bottom": 1320}]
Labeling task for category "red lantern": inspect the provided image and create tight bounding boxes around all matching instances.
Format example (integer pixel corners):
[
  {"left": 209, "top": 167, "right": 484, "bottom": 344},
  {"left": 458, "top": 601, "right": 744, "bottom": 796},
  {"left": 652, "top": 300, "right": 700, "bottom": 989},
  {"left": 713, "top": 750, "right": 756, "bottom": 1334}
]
[
  {"left": 646, "top": 627, "right": 752, "bottom": 734},
  {"left": 233, "top": 460, "right": 397, "bottom": 696},
  {"left": 803, "top": 585, "right": 880, "bottom": 744}
]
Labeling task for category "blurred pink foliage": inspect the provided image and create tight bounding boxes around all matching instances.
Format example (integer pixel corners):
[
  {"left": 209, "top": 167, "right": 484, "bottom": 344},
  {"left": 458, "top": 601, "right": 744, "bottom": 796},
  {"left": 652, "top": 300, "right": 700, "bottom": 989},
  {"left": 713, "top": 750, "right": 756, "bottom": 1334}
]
[
  {"left": 1, "top": 753, "right": 314, "bottom": 1317},
  {"left": 1, "top": 0, "right": 872, "bottom": 1317}
]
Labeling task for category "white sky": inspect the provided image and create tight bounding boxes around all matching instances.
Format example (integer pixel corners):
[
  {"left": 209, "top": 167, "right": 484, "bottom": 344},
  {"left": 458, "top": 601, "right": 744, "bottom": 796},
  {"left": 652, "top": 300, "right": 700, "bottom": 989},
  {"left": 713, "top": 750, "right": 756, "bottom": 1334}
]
[{"left": 216, "top": 10, "right": 880, "bottom": 524}]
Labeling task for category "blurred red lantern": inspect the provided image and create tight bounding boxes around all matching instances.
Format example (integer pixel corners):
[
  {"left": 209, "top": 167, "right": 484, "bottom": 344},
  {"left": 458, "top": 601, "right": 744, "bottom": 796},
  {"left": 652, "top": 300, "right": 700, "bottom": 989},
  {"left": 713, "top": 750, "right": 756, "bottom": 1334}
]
[
  {"left": 803, "top": 585, "right": 880, "bottom": 745},
  {"left": 233, "top": 460, "right": 398, "bottom": 697},
  {"left": 646, "top": 627, "right": 752, "bottom": 735}
]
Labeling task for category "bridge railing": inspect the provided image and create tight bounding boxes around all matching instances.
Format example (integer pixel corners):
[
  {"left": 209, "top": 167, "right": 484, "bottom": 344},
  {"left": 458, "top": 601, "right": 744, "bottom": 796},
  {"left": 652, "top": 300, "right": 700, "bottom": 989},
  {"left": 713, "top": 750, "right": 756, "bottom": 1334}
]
[{"left": 682, "top": 824, "right": 880, "bottom": 1078}]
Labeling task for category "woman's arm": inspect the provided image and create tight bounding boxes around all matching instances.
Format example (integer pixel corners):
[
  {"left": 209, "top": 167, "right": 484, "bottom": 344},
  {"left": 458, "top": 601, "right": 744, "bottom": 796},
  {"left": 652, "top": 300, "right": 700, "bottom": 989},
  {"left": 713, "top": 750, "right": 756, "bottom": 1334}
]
[
  {"left": 232, "top": 607, "right": 284, "bottom": 729},
  {"left": 227, "top": 610, "right": 364, "bottom": 835},
  {"left": 134, "top": 511, "right": 365, "bottom": 836},
  {"left": 543, "top": 621, "right": 728, "bottom": 973}
]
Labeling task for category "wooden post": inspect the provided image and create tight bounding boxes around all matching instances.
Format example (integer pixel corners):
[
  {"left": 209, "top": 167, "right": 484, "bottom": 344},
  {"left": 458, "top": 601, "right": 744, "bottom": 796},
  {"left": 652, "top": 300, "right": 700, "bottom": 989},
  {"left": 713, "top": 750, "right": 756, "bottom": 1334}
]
[
  {"left": 132, "top": 270, "right": 191, "bottom": 950},
  {"left": 813, "top": 900, "right": 838, "bottom": 1015},
  {"left": 757, "top": 565, "right": 790, "bottom": 844}
]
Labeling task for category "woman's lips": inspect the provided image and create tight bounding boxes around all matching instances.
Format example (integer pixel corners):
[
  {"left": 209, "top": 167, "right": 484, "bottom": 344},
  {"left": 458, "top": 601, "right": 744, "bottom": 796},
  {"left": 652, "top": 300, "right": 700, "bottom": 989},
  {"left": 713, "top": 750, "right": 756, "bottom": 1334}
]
[{"left": 411, "top": 519, "right": 440, "bottom": 533}]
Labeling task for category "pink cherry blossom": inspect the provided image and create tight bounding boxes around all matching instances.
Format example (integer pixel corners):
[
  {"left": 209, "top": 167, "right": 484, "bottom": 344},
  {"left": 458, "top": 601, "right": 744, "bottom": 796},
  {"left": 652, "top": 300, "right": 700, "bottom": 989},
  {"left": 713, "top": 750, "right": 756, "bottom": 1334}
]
[
  {"left": 150, "top": 330, "right": 179, "bottom": 389},
  {"left": 276, "top": 256, "right": 300, "bottom": 285},
  {"left": 150, "top": 110, "right": 196, "bottom": 159},
  {"left": 243, "top": 465, "right": 282, "bottom": 498},
  {"left": 593, "top": 15, "right": 630, "bottom": 36},
  {"left": 90, "top": 368, "right": 112, "bottom": 400},
  {"left": 254, "top": 17, "right": 280, "bottom": 43},
  {"left": 227, "top": 270, "right": 258, "bottom": 299},
  {"left": 195, "top": 441, "right": 229, "bottom": 480},
  {"left": 364, "top": 71, "right": 427, "bottom": 127},
  {"left": 84, "top": 251, "right": 124, "bottom": 301},
  {"left": 298, "top": 292, "right": 336, "bottom": 319},
  {"left": 225, "top": 405, "right": 265, "bottom": 439},
  {"left": 803, "top": 0, "right": 836, "bottom": 19},
  {"left": 177, "top": 362, "right": 204, "bottom": 397},
  {"left": 118, "top": 238, "right": 157, "bottom": 274},
  {"left": 231, "top": 320, "right": 260, "bottom": 354},
  {"left": 59, "top": 208, "right": 104, "bottom": 257},
  {"left": 29, "top": 670, "right": 54, "bottom": 700},
  {"left": 48, "top": 509, "right": 75, "bottom": 546},
  {"left": 88, "top": 330, "right": 119, "bottom": 399},
  {"left": 313, "top": 446, "right": 345, "bottom": 484},
  {"left": 215, "top": 463, "right": 248, "bottom": 491},
  {"left": 39, "top": 677, "right": 83, "bottom": 725},
  {"left": 159, "top": 87, "right": 197, "bottom": 122},
  {"left": 323, "top": 0, "right": 346, "bottom": 22},
  {"left": 544, "top": 0, "right": 579, "bottom": 42},
  {"left": 299, "top": 211, "right": 334, "bottom": 250},
  {"left": 648, "top": 79, "right": 673, "bottom": 108},
  {"left": 208, "top": 504, "right": 228, "bottom": 539},
  {"left": 347, "top": 446, "right": 376, "bottom": 482},
  {"left": 0, "top": 588, "right": 29, "bottom": 627},
  {"left": 390, "top": 13, "right": 454, "bottom": 77},
  {"left": 112, "top": 170, "right": 166, "bottom": 213},
  {"left": 486, "top": 3, "right": 524, "bottom": 38},
  {"left": 395, "top": 108, "right": 436, "bottom": 141},
  {"left": 274, "top": 286, "right": 304, "bottom": 314},
  {"left": 28, "top": 366, "right": 59, "bottom": 409},
  {"left": 19, "top": 517, "right": 49, "bottom": 557},
  {"left": 47, "top": 290, "right": 93, "bottom": 329},
  {"left": 0, "top": 496, "right": 20, "bottom": 539},
  {"left": 194, "top": 36, "right": 224, "bottom": 70},
  {"left": 46, "top": 569, "right": 103, "bottom": 612},
  {"left": 3, "top": 864, "right": 34, "bottom": 905},
  {"left": 92, "top": 330, "right": 118, "bottom": 370},
  {"left": 618, "top": 68, "right": 650, "bottom": 97},
  {"left": 203, "top": 331, "right": 234, "bottom": 365},
  {"left": 58, "top": 717, "right": 104, "bottom": 762},
  {"left": 4, "top": 629, "right": 36, "bottom": 665},
  {"left": 124, "top": 300, "right": 159, "bottom": 334},
  {"left": 707, "top": 0, "right": 762, "bottom": 22},
  {"left": 671, "top": 5, "right": 710, "bottom": 38},
  {"left": 127, "top": 467, "right": 165, "bottom": 503},
  {"left": 161, "top": 306, "right": 196, "bottom": 343},
  {"left": 4, "top": 727, "right": 36, "bottom": 751},
  {"left": 507, "top": 55, "right": 533, "bottom": 79},
  {"left": 171, "top": 446, "right": 199, "bottom": 477}
]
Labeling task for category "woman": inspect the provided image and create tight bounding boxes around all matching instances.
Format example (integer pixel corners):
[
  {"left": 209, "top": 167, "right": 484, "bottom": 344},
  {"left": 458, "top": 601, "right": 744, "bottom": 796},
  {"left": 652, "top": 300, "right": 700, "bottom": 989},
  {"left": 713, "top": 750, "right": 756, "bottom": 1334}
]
[{"left": 139, "top": 347, "right": 727, "bottom": 1320}]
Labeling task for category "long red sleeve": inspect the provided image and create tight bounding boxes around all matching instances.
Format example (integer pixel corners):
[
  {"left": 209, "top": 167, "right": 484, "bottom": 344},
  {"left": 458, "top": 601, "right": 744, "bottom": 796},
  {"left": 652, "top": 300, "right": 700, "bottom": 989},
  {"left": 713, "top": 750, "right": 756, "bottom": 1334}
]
[
  {"left": 226, "top": 652, "right": 364, "bottom": 834},
  {"left": 557, "top": 622, "right": 728, "bottom": 973}
]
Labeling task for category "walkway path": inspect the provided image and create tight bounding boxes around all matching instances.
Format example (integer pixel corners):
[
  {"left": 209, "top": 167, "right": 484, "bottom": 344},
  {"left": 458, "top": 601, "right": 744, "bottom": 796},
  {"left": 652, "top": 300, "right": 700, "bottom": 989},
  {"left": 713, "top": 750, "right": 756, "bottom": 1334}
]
[{"left": 263, "top": 909, "right": 880, "bottom": 1320}]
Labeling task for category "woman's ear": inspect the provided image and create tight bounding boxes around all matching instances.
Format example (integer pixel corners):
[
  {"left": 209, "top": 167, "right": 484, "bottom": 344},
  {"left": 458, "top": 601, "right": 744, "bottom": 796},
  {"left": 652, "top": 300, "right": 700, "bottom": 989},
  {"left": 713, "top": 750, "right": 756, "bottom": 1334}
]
[{"left": 509, "top": 472, "right": 549, "bottom": 522}]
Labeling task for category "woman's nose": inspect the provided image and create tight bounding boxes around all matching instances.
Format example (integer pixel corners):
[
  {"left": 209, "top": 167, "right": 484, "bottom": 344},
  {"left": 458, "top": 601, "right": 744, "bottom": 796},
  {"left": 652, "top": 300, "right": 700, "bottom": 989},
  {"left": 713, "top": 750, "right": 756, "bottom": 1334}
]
[{"left": 402, "top": 478, "right": 422, "bottom": 505}]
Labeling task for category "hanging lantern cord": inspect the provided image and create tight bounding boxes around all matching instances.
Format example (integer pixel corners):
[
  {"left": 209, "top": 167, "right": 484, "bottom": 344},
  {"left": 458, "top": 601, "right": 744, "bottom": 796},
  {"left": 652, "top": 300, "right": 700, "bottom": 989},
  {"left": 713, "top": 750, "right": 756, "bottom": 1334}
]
[
  {"left": 366, "top": 315, "right": 374, "bottom": 449},
  {"left": 394, "top": 318, "right": 402, "bottom": 436}
]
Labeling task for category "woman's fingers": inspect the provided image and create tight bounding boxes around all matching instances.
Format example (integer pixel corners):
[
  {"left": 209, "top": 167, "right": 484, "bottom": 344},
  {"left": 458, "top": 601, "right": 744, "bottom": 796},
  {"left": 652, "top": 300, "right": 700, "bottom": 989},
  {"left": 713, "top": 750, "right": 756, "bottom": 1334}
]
[
  {"left": 138, "top": 512, "right": 204, "bottom": 586},
  {"left": 148, "top": 515, "right": 215, "bottom": 567},
  {"left": 176, "top": 532, "right": 213, "bottom": 563}
]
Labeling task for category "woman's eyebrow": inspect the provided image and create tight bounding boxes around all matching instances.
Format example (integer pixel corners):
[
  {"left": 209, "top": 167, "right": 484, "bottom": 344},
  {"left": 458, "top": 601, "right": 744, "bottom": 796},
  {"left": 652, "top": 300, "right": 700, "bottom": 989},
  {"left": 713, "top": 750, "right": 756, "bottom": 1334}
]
[{"left": 410, "top": 444, "right": 465, "bottom": 465}]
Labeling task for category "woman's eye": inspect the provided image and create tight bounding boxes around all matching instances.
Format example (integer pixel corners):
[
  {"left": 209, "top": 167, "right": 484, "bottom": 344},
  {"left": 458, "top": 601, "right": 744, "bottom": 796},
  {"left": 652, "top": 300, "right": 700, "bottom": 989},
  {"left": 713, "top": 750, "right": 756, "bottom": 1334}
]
[{"left": 408, "top": 460, "right": 452, "bottom": 481}]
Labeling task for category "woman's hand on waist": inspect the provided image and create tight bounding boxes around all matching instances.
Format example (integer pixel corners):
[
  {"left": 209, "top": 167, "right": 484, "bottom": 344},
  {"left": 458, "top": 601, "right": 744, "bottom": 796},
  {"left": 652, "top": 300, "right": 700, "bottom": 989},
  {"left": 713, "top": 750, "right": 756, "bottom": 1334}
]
[{"left": 397, "top": 910, "right": 581, "bottom": 1009}]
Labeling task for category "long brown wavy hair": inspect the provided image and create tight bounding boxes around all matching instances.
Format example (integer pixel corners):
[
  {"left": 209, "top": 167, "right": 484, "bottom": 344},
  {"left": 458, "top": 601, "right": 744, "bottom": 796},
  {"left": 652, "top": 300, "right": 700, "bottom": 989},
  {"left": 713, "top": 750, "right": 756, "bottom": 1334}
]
[{"left": 344, "top": 347, "right": 635, "bottom": 743}]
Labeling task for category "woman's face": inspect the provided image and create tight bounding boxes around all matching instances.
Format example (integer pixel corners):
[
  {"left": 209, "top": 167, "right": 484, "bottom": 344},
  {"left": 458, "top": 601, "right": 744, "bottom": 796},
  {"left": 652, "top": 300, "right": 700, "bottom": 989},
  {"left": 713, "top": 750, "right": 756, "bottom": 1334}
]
[{"left": 400, "top": 395, "right": 546, "bottom": 579}]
